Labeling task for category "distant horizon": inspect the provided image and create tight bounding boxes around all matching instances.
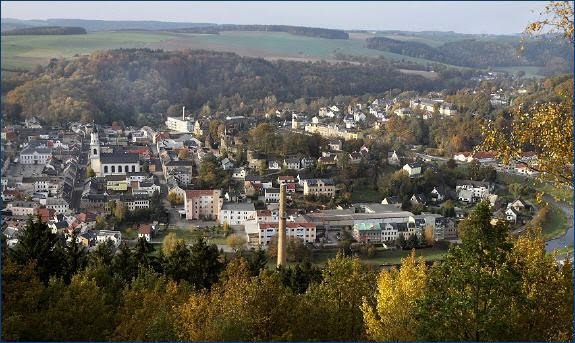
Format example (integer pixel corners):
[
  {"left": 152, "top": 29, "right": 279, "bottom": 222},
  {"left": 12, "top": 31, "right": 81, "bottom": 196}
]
[
  {"left": 1, "top": 17, "right": 527, "bottom": 36},
  {"left": 1, "top": 1, "right": 547, "bottom": 35}
]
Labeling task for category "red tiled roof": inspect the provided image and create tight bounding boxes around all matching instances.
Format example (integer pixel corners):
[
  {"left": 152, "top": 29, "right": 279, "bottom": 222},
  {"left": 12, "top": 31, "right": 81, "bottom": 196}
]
[
  {"left": 138, "top": 224, "right": 152, "bottom": 235},
  {"left": 185, "top": 189, "right": 218, "bottom": 198},
  {"left": 473, "top": 151, "right": 497, "bottom": 159}
]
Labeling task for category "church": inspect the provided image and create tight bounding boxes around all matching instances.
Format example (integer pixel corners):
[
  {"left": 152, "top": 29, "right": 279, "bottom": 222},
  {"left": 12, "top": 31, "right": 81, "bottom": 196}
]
[{"left": 90, "top": 127, "right": 141, "bottom": 177}]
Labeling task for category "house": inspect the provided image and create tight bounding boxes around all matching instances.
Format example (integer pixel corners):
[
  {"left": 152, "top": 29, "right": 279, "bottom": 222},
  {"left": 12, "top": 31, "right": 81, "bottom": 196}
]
[
  {"left": 410, "top": 194, "right": 427, "bottom": 207},
  {"left": 268, "top": 159, "right": 282, "bottom": 170},
  {"left": 505, "top": 208, "right": 518, "bottom": 223},
  {"left": 219, "top": 202, "right": 257, "bottom": 225},
  {"left": 508, "top": 199, "right": 529, "bottom": 212},
  {"left": 138, "top": 224, "right": 153, "bottom": 242},
  {"left": 328, "top": 139, "right": 343, "bottom": 151},
  {"left": 453, "top": 152, "right": 474, "bottom": 163},
  {"left": 283, "top": 157, "right": 301, "bottom": 170},
  {"left": 6, "top": 201, "right": 37, "bottom": 217},
  {"left": 221, "top": 158, "right": 234, "bottom": 171},
  {"left": 387, "top": 150, "right": 401, "bottom": 166},
  {"left": 402, "top": 162, "right": 422, "bottom": 178},
  {"left": 303, "top": 178, "right": 336, "bottom": 197},
  {"left": 96, "top": 230, "right": 122, "bottom": 247},
  {"left": 473, "top": 151, "right": 497, "bottom": 164},
  {"left": 440, "top": 102, "right": 457, "bottom": 116},
  {"left": 457, "top": 189, "right": 474, "bottom": 203},
  {"left": 381, "top": 196, "right": 401, "bottom": 207},
  {"left": 184, "top": 189, "right": 222, "bottom": 220},
  {"left": 265, "top": 188, "right": 281, "bottom": 203},
  {"left": 456, "top": 180, "right": 494, "bottom": 202},
  {"left": 394, "top": 108, "right": 413, "bottom": 118},
  {"left": 430, "top": 187, "right": 446, "bottom": 203},
  {"left": 349, "top": 152, "right": 363, "bottom": 164},
  {"left": 277, "top": 175, "right": 296, "bottom": 185},
  {"left": 300, "top": 157, "right": 315, "bottom": 169},
  {"left": 318, "top": 155, "right": 337, "bottom": 166},
  {"left": 232, "top": 167, "right": 247, "bottom": 180}
]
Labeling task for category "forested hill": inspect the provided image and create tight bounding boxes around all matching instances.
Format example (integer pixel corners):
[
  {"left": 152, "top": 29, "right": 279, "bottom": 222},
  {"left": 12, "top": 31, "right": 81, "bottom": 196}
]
[
  {"left": 2, "top": 26, "right": 86, "bottom": 35},
  {"left": 3, "top": 49, "right": 472, "bottom": 125},
  {"left": 366, "top": 36, "right": 574, "bottom": 73},
  {"left": 171, "top": 25, "right": 349, "bottom": 39}
]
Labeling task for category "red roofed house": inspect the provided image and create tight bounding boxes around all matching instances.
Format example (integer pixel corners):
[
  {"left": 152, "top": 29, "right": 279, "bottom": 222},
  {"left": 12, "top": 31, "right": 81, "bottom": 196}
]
[
  {"left": 184, "top": 189, "right": 222, "bottom": 220},
  {"left": 36, "top": 207, "right": 56, "bottom": 222},
  {"left": 138, "top": 223, "right": 153, "bottom": 242},
  {"left": 473, "top": 151, "right": 497, "bottom": 164}
]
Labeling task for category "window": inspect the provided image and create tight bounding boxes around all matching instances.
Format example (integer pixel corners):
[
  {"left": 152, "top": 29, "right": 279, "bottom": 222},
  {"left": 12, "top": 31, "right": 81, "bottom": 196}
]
[
  {"left": 132, "top": 165, "right": 136, "bottom": 172},
  {"left": 118, "top": 165, "right": 122, "bottom": 173},
  {"left": 111, "top": 166, "right": 115, "bottom": 173},
  {"left": 104, "top": 166, "right": 108, "bottom": 173}
]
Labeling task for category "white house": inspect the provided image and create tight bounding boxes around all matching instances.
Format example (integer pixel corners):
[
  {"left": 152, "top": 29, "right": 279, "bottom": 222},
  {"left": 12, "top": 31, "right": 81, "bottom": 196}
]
[
  {"left": 219, "top": 202, "right": 257, "bottom": 225},
  {"left": 453, "top": 152, "right": 474, "bottom": 163},
  {"left": 268, "top": 159, "right": 282, "bottom": 170},
  {"left": 402, "top": 163, "right": 422, "bottom": 178},
  {"left": 505, "top": 208, "right": 518, "bottom": 223},
  {"left": 265, "top": 188, "right": 281, "bottom": 203},
  {"left": 232, "top": 167, "right": 247, "bottom": 180},
  {"left": 19, "top": 146, "right": 52, "bottom": 165},
  {"left": 388, "top": 151, "right": 401, "bottom": 166}
]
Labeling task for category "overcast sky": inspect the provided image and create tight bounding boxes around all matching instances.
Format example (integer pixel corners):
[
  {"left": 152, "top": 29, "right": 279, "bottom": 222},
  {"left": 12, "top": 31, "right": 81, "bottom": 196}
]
[{"left": 1, "top": 1, "right": 548, "bottom": 35}]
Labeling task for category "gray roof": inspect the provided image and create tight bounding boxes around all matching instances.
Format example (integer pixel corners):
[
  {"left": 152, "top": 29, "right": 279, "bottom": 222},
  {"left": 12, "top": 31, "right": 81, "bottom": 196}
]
[
  {"left": 100, "top": 153, "right": 139, "bottom": 164},
  {"left": 221, "top": 202, "right": 256, "bottom": 211}
]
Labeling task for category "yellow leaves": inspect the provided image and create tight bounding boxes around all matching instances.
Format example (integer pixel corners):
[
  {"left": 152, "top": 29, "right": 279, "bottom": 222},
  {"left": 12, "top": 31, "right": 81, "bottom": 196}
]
[{"left": 362, "top": 251, "right": 427, "bottom": 341}]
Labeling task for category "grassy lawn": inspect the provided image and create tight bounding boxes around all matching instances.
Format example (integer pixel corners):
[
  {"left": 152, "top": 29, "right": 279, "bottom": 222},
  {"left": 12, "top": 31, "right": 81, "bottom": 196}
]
[
  {"left": 542, "top": 205, "right": 569, "bottom": 240},
  {"left": 312, "top": 246, "right": 448, "bottom": 267},
  {"left": 497, "top": 173, "right": 574, "bottom": 205},
  {"left": 162, "top": 225, "right": 229, "bottom": 244},
  {"left": 350, "top": 180, "right": 381, "bottom": 203}
]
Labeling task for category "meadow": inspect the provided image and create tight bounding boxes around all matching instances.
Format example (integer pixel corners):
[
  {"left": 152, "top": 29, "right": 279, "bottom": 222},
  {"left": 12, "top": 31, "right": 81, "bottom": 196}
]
[{"left": 2, "top": 29, "right": 540, "bottom": 76}]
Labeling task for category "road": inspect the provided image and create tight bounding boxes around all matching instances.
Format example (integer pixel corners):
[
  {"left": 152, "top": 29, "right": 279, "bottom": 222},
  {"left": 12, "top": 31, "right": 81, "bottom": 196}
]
[{"left": 544, "top": 194, "right": 574, "bottom": 253}]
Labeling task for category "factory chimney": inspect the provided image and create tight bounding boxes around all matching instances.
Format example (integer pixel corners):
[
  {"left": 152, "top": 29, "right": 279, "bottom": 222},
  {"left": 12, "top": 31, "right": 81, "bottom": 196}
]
[
  {"left": 182, "top": 106, "right": 185, "bottom": 120},
  {"left": 277, "top": 183, "right": 287, "bottom": 268}
]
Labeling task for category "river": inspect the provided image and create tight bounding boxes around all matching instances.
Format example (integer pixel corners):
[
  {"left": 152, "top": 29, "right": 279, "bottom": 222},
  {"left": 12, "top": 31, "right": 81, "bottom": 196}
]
[{"left": 544, "top": 195, "right": 574, "bottom": 253}]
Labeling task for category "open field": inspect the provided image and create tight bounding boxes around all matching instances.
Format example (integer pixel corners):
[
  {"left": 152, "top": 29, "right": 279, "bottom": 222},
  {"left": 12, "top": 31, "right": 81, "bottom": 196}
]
[
  {"left": 312, "top": 246, "right": 448, "bottom": 267},
  {"left": 542, "top": 205, "right": 569, "bottom": 240},
  {"left": 1, "top": 29, "right": 547, "bottom": 77},
  {"left": 1, "top": 31, "right": 175, "bottom": 70}
]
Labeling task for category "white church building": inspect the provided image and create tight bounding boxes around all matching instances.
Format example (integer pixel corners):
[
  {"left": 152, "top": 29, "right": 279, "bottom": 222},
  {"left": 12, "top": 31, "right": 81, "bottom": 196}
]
[{"left": 90, "top": 127, "right": 141, "bottom": 177}]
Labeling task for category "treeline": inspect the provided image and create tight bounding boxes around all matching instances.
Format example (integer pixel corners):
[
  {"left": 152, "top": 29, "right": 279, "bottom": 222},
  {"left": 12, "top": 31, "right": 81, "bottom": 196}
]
[
  {"left": 2, "top": 26, "right": 87, "bottom": 36},
  {"left": 2, "top": 203, "right": 573, "bottom": 341},
  {"left": 171, "top": 24, "right": 349, "bottom": 39},
  {"left": 3, "top": 48, "right": 456, "bottom": 125},
  {"left": 366, "top": 36, "right": 573, "bottom": 71}
]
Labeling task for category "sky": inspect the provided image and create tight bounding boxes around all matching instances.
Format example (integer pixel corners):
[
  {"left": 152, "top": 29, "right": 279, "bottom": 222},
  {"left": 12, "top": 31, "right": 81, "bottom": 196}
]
[{"left": 1, "top": 1, "right": 548, "bottom": 35}]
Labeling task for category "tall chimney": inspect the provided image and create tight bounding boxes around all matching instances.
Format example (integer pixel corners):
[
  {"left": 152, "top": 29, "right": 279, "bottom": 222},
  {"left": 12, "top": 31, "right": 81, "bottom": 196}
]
[
  {"left": 182, "top": 106, "right": 185, "bottom": 120},
  {"left": 277, "top": 184, "right": 287, "bottom": 268}
]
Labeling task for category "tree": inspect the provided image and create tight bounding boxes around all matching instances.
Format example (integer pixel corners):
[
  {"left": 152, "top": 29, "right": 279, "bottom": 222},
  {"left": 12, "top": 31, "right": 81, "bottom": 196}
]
[
  {"left": 114, "top": 202, "right": 126, "bottom": 221},
  {"left": 423, "top": 225, "right": 435, "bottom": 246},
  {"left": 482, "top": 2, "right": 574, "bottom": 187},
  {"left": 198, "top": 154, "right": 225, "bottom": 188},
  {"left": 94, "top": 215, "right": 107, "bottom": 230},
  {"left": 161, "top": 232, "right": 184, "bottom": 256},
  {"left": 267, "top": 235, "right": 312, "bottom": 263},
  {"left": 86, "top": 166, "right": 96, "bottom": 177},
  {"left": 177, "top": 148, "right": 190, "bottom": 160},
  {"left": 62, "top": 231, "right": 88, "bottom": 283},
  {"left": 362, "top": 251, "right": 427, "bottom": 341},
  {"left": 9, "top": 216, "right": 63, "bottom": 283},
  {"left": 167, "top": 191, "right": 184, "bottom": 206},
  {"left": 226, "top": 234, "right": 247, "bottom": 252},
  {"left": 292, "top": 255, "right": 375, "bottom": 341},
  {"left": 415, "top": 202, "right": 519, "bottom": 341}
]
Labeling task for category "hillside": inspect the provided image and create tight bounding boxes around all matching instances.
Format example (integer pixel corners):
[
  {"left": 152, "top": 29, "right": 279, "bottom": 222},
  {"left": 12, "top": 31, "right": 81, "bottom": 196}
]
[
  {"left": 2, "top": 26, "right": 87, "bottom": 36},
  {"left": 3, "top": 48, "right": 475, "bottom": 125},
  {"left": 366, "top": 35, "right": 573, "bottom": 73},
  {"left": 0, "top": 18, "right": 213, "bottom": 32},
  {"left": 172, "top": 24, "right": 349, "bottom": 39}
]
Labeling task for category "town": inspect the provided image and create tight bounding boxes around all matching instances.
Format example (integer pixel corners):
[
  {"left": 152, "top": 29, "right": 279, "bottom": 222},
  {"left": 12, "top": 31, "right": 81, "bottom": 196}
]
[{"left": 2, "top": 80, "right": 560, "bottom": 264}]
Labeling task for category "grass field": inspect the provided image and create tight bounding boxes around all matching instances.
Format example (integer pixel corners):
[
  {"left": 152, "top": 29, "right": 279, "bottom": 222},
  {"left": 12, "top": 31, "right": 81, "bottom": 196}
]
[
  {"left": 1, "top": 30, "right": 546, "bottom": 76},
  {"left": 542, "top": 205, "right": 569, "bottom": 240},
  {"left": 1, "top": 31, "right": 176, "bottom": 70},
  {"left": 312, "top": 246, "right": 448, "bottom": 267}
]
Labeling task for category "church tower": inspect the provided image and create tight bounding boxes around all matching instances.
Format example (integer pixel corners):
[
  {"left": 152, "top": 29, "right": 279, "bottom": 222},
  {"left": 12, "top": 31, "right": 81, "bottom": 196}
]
[{"left": 90, "top": 126, "right": 102, "bottom": 176}]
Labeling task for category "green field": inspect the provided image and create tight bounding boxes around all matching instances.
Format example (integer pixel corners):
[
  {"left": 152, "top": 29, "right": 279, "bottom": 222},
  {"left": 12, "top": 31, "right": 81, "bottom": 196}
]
[
  {"left": 1, "top": 31, "right": 175, "bottom": 70},
  {"left": 1, "top": 30, "right": 547, "bottom": 76},
  {"left": 312, "top": 246, "right": 448, "bottom": 267},
  {"left": 0, "top": 30, "right": 465, "bottom": 71}
]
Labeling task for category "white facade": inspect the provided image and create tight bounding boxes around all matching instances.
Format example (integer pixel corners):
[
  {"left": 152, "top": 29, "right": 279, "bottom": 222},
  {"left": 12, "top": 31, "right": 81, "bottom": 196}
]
[
  {"left": 19, "top": 147, "right": 52, "bottom": 165},
  {"left": 219, "top": 203, "right": 257, "bottom": 225},
  {"left": 165, "top": 116, "right": 193, "bottom": 133}
]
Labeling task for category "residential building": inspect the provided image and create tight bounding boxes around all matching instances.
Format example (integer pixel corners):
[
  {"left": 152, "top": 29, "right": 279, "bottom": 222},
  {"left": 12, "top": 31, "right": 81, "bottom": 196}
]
[
  {"left": 247, "top": 222, "right": 317, "bottom": 245},
  {"left": 19, "top": 146, "right": 52, "bottom": 165},
  {"left": 165, "top": 116, "right": 193, "bottom": 133},
  {"left": 184, "top": 189, "right": 222, "bottom": 220},
  {"left": 265, "top": 188, "right": 281, "bottom": 203},
  {"left": 402, "top": 162, "right": 422, "bottom": 178},
  {"left": 303, "top": 178, "right": 336, "bottom": 197},
  {"left": 219, "top": 202, "right": 257, "bottom": 225}
]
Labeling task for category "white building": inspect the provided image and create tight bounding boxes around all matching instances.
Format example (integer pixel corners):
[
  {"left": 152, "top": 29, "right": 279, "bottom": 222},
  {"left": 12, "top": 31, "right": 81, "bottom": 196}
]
[
  {"left": 402, "top": 163, "right": 422, "bottom": 178},
  {"left": 247, "top": 222, "right": 317, "bottom": 245},
  {"left": 456, "top": 180, "right": 494, "bottom": 203},
  {"left": 219, "top": 202, "right": 257, "bottom": 225},
  {"left": 165, "top": 115, "right": 194, "bottom": 133},
  {"left": 96, "top": 230, "right": 122, "bottom": 247},
  {"left": 265, "top": 188, "right": 281, "bottom": 203},
  {"left": 19, "top": 146, "right": 52, "bottom": 165}
]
